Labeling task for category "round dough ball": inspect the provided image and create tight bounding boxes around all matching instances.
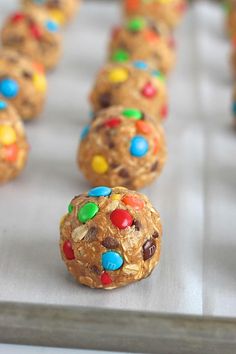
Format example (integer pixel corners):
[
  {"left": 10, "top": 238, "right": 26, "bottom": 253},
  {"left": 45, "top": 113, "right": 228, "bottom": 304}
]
[
  {"left": 1, "top": 9, "right": 62, "bottom": 70},
  {"left": 123, "top": 0, "right": 187, "bottom": 29},
  {"left": 60, "top": 186, "right": 162, "bottom": 289},
  {"left": 78, "top": 106, "right": 167, "bottom": 189},
  {"left": 21, "top": 0, "right": 80, "bottom": 26},
  {"left": 109, "top": 17, "right": 176, "bottom": 75},
  {"left": 0, "top": 49, "right": 47, "bottom": 121},
  {"left": 90, "top": 62, "right": 168, "bottom": 122},
  {"left": 0, "top": 99, "right": 29, "bottom": 183}
]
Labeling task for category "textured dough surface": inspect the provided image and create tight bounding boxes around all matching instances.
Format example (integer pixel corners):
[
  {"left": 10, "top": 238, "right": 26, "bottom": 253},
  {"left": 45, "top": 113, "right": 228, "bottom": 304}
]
[
  {"left": 109, "top": 18, "right": 176, "bottom": 74},
  {"left": 0, "top": 49, "right": 47, "bottom": 120},
  {"left": 0, "top": 99, "right": 29, "bottom": 183},
  {"left": 1, "top": 8, "right": 62, "bottom": 70},
  {"left": 78, "top": 106, "right": 167, "bottom": 189},
  {"left": 90, "top": 62, "right": 168, "bottom": 122},
  {"left": 60, "top": 186, "right": 162, "bottom": 289}
]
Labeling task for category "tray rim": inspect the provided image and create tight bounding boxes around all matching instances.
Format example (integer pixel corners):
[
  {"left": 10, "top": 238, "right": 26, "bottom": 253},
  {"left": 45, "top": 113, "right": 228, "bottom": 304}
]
[{"left": 0, "top": 301, "right": 236, "bottom": 354}]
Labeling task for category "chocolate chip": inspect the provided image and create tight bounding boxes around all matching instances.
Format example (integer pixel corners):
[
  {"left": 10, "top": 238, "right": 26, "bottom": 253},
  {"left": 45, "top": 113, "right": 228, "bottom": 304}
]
[
  {"left": 90, "top": 265, "right": 100, "bottom": 275},
  {"left": 84, "top": 227, "right": 98, "bottom": 242},
  {"left": 151, "top": 161, "right": 158, "bottom": 172},
  {"left": 152, "top": 231, "right": 159, "bottom": 239},
  {"left": 22, "top": 71, "right": 33, "bottom": 79},
  {"left": 118, "top": 168, "right": 130, "bottom": 178},
  {"left": 110, "top": 162, "right": 119, "bottom": 169},
  {"left": 99, "top": 92, "right": 112, "bottom": 108},
  {"left": 143, "top": 239, "right": 156, "bottom": 261},
  {"left": 133, "top": 220, "right": 141, "bottom": 231},
  {"left": 108, "top": 141, "right": 115, "bottom": 149},
  {"left": 101, "top": 237, "right": 119, "bottom": 249}
]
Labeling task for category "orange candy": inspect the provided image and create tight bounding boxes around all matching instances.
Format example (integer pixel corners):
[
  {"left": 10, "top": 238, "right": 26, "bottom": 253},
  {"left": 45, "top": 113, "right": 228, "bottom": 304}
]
[
  {"left": 122, "top": 195, "right": 144, "bottom": 210},
  {"left": 144, "top": 30, "right": 159, "bottom": 42},
  {"left": 153, "top": 137, "right": 159, "bottom": 154},
  {"left": 125, "top": 0, "right": 140, "bottom": 12},
  {"left": 3, "top": 143, "right": 18, "bottom": 162},
  {"left": 136, "top": 120, "right": 152, "bottom": 135}
]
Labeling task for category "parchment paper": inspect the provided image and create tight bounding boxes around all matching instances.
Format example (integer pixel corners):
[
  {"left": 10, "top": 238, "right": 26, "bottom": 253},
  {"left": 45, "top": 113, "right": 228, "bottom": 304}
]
[{"left": 0, "top": 0, "right": 235, "bottom": 317}]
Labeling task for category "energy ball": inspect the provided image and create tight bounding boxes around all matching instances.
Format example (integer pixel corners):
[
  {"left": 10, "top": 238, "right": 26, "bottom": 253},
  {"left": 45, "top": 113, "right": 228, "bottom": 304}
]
[
  {"left": 225, "top": 1, "right": 236, "bottom": 37},
  {"left": 90, "top": 61, "right": 168, "bottom": 122},
  {"left": 21, "top": 0, "right": 80, "bottom": 26},
  {"left": 123, "top": 0, "right": 187, "bottom": 29},
  {"left": 0, "top": 49, "right": 47, "bottom": 121},
  {"left": 109, "top": 17, "right": 176, "bottom": 75},
  {"left": 78, "top": 106, "right": 167, "bottom": 189},
  {"left": 1, "top": 9, "right": 62, "bottom": 70},
  {"left": 0, "top": 99, "right": 29, "bottom": 183},
  {"left": 60, "top": 186, "right": 162, "bottom": 289}
]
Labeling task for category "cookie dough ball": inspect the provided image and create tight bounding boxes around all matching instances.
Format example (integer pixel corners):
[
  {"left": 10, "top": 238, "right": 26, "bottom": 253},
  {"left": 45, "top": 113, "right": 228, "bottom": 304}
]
[
  {"left": 0, "top": 50, "right": 47, "bottom": 121},
  {"left": 22, "top": 0, "right": 80, "bottom": 26},
  {"left": 123, "top": 0, "right": 187, "bottom": 29},
  {"left": 225, "top": 1, "right": 236, "bottom": 37},
  {"left": 90, "top": 62, "right": 168, "bottom": 122},
  {"left": 78, "top": 106, "right": 167, "bottom": 189},
  {"left": 1, "top": 10, "right": 62, "bottom": 70},
  {"left": 109, "top": 17, "right": 176, "bottom": 75},
  {"left": 60, "top": 186, "right": 162, "bottom": 289},
  {"left": 0, "top": 99, "right": 29, "bottom": 183}
]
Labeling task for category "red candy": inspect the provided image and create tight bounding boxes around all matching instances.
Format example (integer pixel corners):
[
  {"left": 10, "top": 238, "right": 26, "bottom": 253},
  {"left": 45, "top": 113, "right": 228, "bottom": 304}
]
[
  {"left": 161, "top": 104, "right": 168, "bottom": 119},
  {"left": 110, "top": 209, "right": 133, "bottom": 229},
  {"left": 4, "top": 144, "right": 18, "bottom": 162},
  {"left": 30, "top": 24, "right": 43, "bottom": 40},
  {"left": 101, "top": 271, "right": 112, "bottom": 285},
  {"left": 63, "top": 240, "right": 75, "bottom": 260},
  {"left": 144, "top": 30, "right": 159, "bottom": 42},
  {"left": 141, "top": 82, "right": 157, "bottom": 98},
  {"left": 122, "top": 195, "right": 144, "bottom": 210},
  {"left": 104, "top": 117, "right": 121, "bottom": 128},
  {"left": 11, "top": 12, "right": 25, "bottom": 23}
]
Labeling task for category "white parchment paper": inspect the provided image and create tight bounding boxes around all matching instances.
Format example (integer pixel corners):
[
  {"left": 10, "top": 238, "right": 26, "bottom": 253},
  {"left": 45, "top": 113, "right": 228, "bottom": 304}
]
[{"left": 0, "top": 0, "right": 235, "bottom": 317}]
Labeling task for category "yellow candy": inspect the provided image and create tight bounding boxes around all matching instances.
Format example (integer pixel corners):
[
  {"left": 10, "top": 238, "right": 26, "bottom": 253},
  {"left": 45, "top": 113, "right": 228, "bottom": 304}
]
[
  {"left": 108, "top": 68, "right": 129, "bottom": 83},
  {"left": 91, "top": 155, "right": 109, "bottom": 174},
  {"left": 111, "top": 194, "right": 121, "bottom": 201},
  {"left": 0, "top": 125, "right": 17, "bottom": 146},
  {"left": 49, "top": 9, "right": 65, "bottom": 25},
  {"left": 33, "top": 74, "right": 47, "bottom": 93}
]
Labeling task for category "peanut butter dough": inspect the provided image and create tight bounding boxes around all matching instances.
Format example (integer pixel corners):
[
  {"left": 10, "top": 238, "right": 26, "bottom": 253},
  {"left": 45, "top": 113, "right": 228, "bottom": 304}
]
[
  {"left": 60, "top": 186, "right": 162, "bottom": 289},
  {"left": 0, "top": 99, "right": 29, "bottom": 183},
  {"left": 22, "top": 0, "right": 80, "bottom": 26},
  {"left": 123, "top": 0, "right": 187, "bottom": 29},
  {"left": 90, "top": 62, "right": 168, "bottom": 122},
  {"left": 0, "top": 49, "right": 47, "bottom": 121},
  {"left": 1, "top": 9, "right": 62, "bottom": 70},
  {"left": 78, "top": 106, "right": 167, "bottom": 189},
  {"left": 109, "top": 17, "right": 176, "bottom": 75}
]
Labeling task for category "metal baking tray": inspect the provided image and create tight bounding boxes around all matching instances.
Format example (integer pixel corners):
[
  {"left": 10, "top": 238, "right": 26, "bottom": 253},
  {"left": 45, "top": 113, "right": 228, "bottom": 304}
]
[{"left": 0, "top": 0, "right": 236, "bottom": 353}]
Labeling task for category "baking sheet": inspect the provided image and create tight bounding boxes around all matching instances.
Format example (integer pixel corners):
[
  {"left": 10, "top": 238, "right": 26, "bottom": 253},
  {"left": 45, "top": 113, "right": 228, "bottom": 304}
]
[{"left": 0, "top": 0, "right": 235, "bottom": 318}]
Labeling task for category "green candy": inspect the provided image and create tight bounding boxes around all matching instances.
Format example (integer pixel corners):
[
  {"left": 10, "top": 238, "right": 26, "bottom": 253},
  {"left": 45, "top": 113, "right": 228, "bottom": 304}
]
[
  {"left": 122, "top": 108, "right": 142, "bottom": 120},
  {"left": 127, "top": 17, "right": 145, "bottom": 32},
  {"left": 78, "top": 202, "right": 99, "bottom": 223},
  {"left": 112, "top": 49, "right": 129, "bottom": 63},
  {"left": 68, "top": 204, "right": 74, "bottom": 214}
]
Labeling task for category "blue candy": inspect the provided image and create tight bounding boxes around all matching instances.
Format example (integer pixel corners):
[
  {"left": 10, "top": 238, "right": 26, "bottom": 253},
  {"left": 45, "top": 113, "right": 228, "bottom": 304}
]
[
  {"left": 0, "top": 78, "right": 19, "bottom": 99},
  {"left": 80, "top": 125, "right": 90, "bottom": 140},
  {"left": 88, "top": 186, "right": 112, "bottom": 198},
  {"left": 130, "top": 136, "right": 149, "bottom": 158},
  {"left": 45, "top": 20, "right": 59, "bottom": 32},
  {"left": 0, "top": 100, "right": 7, "bottom": 110},
  {"left": 34, "top": 0, "right": 45, "bottom": 4},
  {"left": 102, "top": 251, "right": 123, "bottom": 271},
  {"left": 133, "top": 60, "right": 148, "bottom": 70}
]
